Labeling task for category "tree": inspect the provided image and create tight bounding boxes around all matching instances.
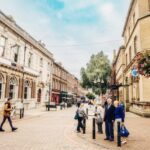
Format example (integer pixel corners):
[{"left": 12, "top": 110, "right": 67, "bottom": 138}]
[
  {"left": 80, "top": 51, "right": 111, "bottom": 95},
  {"left": 86, "top": 92, "right": 96, "bottom": 100}
]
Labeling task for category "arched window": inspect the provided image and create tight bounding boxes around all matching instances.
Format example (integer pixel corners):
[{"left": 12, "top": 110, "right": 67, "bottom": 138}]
[
  {"left": 24, "top": 80, "right": 31, "bottom": 99},
  {"left": 0, "top": 74, "right": 3, "bottom": 99},
  {"left": 9, "top": 77, "right": 18, "bottom": 99},
  {"left": 134, "top": 36, "right": 137, "bottom": 55}
]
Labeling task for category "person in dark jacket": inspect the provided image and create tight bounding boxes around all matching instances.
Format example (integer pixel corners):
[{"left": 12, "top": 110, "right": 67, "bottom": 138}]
[
  {"left": 114, "top": 101, "right": 125, "bottom": 122},
  {"left": 104, "top": 98, "right": 115, "bottom": 141},
  {"left": 0, "top": 98, "right": 18, "bottom": 132}
]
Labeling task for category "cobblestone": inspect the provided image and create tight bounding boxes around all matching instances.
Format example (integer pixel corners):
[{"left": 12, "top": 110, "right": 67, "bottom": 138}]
[{"left": 0, "top": 107, "right": 149, "bottom": 150}]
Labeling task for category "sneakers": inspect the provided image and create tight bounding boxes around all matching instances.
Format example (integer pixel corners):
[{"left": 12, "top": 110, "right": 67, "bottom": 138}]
[
  {"left": 122, "top": 140, "right": 127, "bottom": 144},
  {"left": 0, "top": 128, "right": 5, "bottom": 132},
  {"left": 12, "top": 127, "right": 18, "bottom": 132}
]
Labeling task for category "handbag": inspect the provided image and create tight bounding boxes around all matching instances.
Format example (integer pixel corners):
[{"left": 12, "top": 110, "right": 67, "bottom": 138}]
[
  {"left": 74, "top": 112, "right": 79, "bottom": 120},
  {"left": 120, "top": 125, "right": 130, "bottom": 137}
]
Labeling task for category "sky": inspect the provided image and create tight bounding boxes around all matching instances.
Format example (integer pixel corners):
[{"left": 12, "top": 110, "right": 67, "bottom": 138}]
[{"left": 0, "top": 0, "right": 131, "bottom": 78}]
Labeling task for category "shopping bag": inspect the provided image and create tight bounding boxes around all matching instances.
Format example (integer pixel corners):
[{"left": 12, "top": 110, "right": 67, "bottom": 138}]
[{"left": 120, "top": 125, "right": 130, "bottom": 137}]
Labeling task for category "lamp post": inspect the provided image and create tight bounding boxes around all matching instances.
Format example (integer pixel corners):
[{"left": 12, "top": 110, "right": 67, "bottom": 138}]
[{"left": 93, "top": 78, "right": 104, "bottom": 96}]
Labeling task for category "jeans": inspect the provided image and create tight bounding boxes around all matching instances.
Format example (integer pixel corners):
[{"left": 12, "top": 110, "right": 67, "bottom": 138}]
[
  {"left": 105, "top": 120, "right": 114, "bottom": 140},
  {"left": 97, "top": 122, "right": 103, "bottom": 133},
  {"left": 77, "top": 117, "right": 83, "bottom": 132},
  {"left": 0, "top": 116, "right": 14, "bottom": 129}
]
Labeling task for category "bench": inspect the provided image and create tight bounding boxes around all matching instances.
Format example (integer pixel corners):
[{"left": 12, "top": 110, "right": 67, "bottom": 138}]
[
  {"left": 46, "top": 102, "right": 57, "bottom": 111},
  {"left": 60, "top": 103, "right": 66, "bottom": 110}
]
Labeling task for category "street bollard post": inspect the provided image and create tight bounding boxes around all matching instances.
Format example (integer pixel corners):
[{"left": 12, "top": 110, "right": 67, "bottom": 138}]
[
  {"left": 86, "top": 108, "right": 88, "bottom": 119},
  {"left": 83, "top": 118, "right": 86, "bottom": 134},
  {"left": 92, "top": 118, "right": 96, "bottom": 139},
  {"left": 117, "top": 122, "right": 121, "bottom": 147},
  {"left": 20, "top": 109, "right": 22, "bottom": 119},
  {"left": 22, "top": 108, "right": 24, "bottom": 118}
]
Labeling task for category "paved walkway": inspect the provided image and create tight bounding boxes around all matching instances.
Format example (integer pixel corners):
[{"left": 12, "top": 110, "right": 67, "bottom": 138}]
[{"left": 0, "top": 106, "right": 149, "bottom": 150}]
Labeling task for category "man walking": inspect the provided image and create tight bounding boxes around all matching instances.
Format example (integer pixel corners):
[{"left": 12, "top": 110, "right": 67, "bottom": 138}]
[
  {"left": 104, "top": 98, "right": 115, "bottom": 141},
  {"left": 0, "top": 98, "right": 18, "bottom": 132}
]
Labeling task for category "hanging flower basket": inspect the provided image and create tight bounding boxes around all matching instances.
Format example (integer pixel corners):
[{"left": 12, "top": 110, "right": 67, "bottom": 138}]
[{"left": 136, "top": 50, "right": 150, "bottom": 78}]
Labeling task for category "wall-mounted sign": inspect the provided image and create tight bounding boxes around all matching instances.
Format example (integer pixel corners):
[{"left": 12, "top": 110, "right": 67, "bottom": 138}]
[{"left": 131, "top": 68, "right": 138, "bottom": 77}]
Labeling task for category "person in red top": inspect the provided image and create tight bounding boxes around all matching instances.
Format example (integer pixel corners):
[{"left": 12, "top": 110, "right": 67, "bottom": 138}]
[{"left": 0, "top": 98, "right": 18, "bottom": 132}]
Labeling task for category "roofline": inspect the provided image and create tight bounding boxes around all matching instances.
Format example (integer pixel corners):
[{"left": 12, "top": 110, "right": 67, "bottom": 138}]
[
  {"left": 114, "top": 45, "right": 125, "bottom": 64},
  {"left": 0, "top": 10, "right": 53, "bottom": 59},
  {"left": 122, "top": 0, "right": 135, "bottom": 36}
]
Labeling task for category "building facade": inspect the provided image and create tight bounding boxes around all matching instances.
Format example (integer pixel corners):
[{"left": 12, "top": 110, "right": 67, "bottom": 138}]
[
  {"left": 0, "top": 10, "right": 88, "bottom": 110},
  {"left": 113, "top": 0, "right": 150, "bottom": 116},
  {"left": 0, "top": 11, "right": 53, "bottom": 109},
  {"left": 51, "top": 62, "right": 68, "bottom": 104}
]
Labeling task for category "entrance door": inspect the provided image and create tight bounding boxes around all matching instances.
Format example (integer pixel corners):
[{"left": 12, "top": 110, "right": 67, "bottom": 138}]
[{"left": 37, "top": 89, "right": 41, "bottom": 102}]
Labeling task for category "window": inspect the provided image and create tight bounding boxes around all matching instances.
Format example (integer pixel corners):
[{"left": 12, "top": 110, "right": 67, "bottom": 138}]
[
  {"left": 133, "top": 13, "right": 135, "bottom": 26},
  {"left": 40, "top": 58, "right": 43, "bottom": 67},
  {"left": 0, "top": 76, "right": 3, "bottom": 99},
  {"left": 128, "top": 27, "right": 130, "bottom": 37},
  {"left": 39, "top": 71, "right": 42, "bottom": 80},
  {"left": 28, "top": 52, "right": 33, "bottom": 67},
  {"left": 0, "top": 36, "right": 6, "bottom": 57},
  {"left": 134, "top": 36, "right": 137, "bottom": 55},
  {"left": 47, "top": 62, "right": 50, "bottom": 71},
  {"left": 12, "top": 45, "right": 19, "bottom": 63},
  {"left": 126, "top": 54, "right": 128, "bottom": 66},
  {"left": 24, "top": 80, "right": 30, "bottom": 99},
  {"left": 47, "top": 74, "right": 50, "bottom": 82},
  {"left": 9, "top": 77, "right": 18, "bottom": 99},
  {"left": 129, "top": 46, "right": 132, "bottom": 62}
]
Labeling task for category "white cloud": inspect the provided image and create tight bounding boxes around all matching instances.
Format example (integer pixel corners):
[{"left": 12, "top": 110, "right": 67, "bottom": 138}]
[{"left": 0, "top": 0, "right": 131, "bottom": 78}]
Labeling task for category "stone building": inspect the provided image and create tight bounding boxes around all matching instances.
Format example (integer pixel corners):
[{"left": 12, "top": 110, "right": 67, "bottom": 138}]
[
  {"left": 0, "top": 11, "right": 53, "bottom": 109},
  {"left": 113, "top": 0, "right": 150, "bottom": 116},
  {"left": 51, "top": 62, "right": 68, "bottom": 104},
  {"left": 0, "top": 10, "right": 88, "bottom": 110}
]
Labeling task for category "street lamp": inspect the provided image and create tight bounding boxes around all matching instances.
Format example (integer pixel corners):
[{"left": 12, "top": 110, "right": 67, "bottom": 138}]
[{"left": 93, "top": 78, "right": 104, "bottom": 95}]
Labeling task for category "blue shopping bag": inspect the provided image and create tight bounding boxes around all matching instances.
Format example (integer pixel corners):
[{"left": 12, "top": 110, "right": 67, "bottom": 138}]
[{"left": 120, "top": 125, "right": 130, "bottom": 137}]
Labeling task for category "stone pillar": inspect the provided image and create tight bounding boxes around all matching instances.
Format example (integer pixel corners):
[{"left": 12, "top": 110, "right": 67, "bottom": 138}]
[
  {"left": 18, "top": 78, "right": 23, "bottom": 99},
  {"left": 5, "top": 75, "right": 10, "bottom": 98}
]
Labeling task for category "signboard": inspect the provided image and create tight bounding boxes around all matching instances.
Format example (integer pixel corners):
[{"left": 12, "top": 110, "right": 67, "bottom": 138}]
[{"left": 131, "top": 68, "right": 138, "bottom": 77}]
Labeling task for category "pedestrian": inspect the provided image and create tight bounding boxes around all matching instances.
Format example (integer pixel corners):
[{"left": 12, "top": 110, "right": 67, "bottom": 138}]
[
  {"left": 95, "top": 104, "right": 104, "bottom": 134},
  {"left": 76, "top": 103, "right": 87, "bottom": 133},
  {"left": 0, "top": 98, "right": 18, "bottom": 132},
  {"left": 104, "top": 98, "right": 115, "bottom": 141},
  {"left": 114, "top": 100, "right": 127, "bottom": 144}
]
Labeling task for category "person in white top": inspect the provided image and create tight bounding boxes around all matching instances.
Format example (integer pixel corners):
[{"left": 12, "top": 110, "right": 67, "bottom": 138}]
[{"left": 95, "top": 104, "right": 104, "bottom": 134}]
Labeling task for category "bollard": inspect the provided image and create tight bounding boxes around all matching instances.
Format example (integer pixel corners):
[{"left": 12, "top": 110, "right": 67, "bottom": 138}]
[
  {"left": 83, "top": 118, "right": 86, "bottom": 134},
  {"left": 20, "top": 109, "right": 21, "bottom": 119},
  {"left": 86, "top": 108, "right": 88, "bottom": 119},
  {"left": 60, "top": 105, "right": 62, "bottom": 110},
  {"left": 92, "top": 118, "right": 96, "bottom": 139},
  {"left": 22, "top": 108, "right": 24, "bottom": 118},
  {"left": 117, "top": 122, "right": 121, "bottom": 147}
]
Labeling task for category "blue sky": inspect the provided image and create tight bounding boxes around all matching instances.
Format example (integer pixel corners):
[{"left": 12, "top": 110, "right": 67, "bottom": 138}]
[{"left": 0, "top": 0, "right": 131, "bottom": 78}]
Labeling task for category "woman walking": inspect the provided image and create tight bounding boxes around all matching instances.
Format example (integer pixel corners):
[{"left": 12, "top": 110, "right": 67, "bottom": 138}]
[
  {"left": 76, "top": 103, "right": 86, "bottom": 133},
  {"left": 0, "top": 98, "right": 18, "bottom": 132},
  {"left": 95, "top": 104, "right": 104, "bottom": 134}
]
